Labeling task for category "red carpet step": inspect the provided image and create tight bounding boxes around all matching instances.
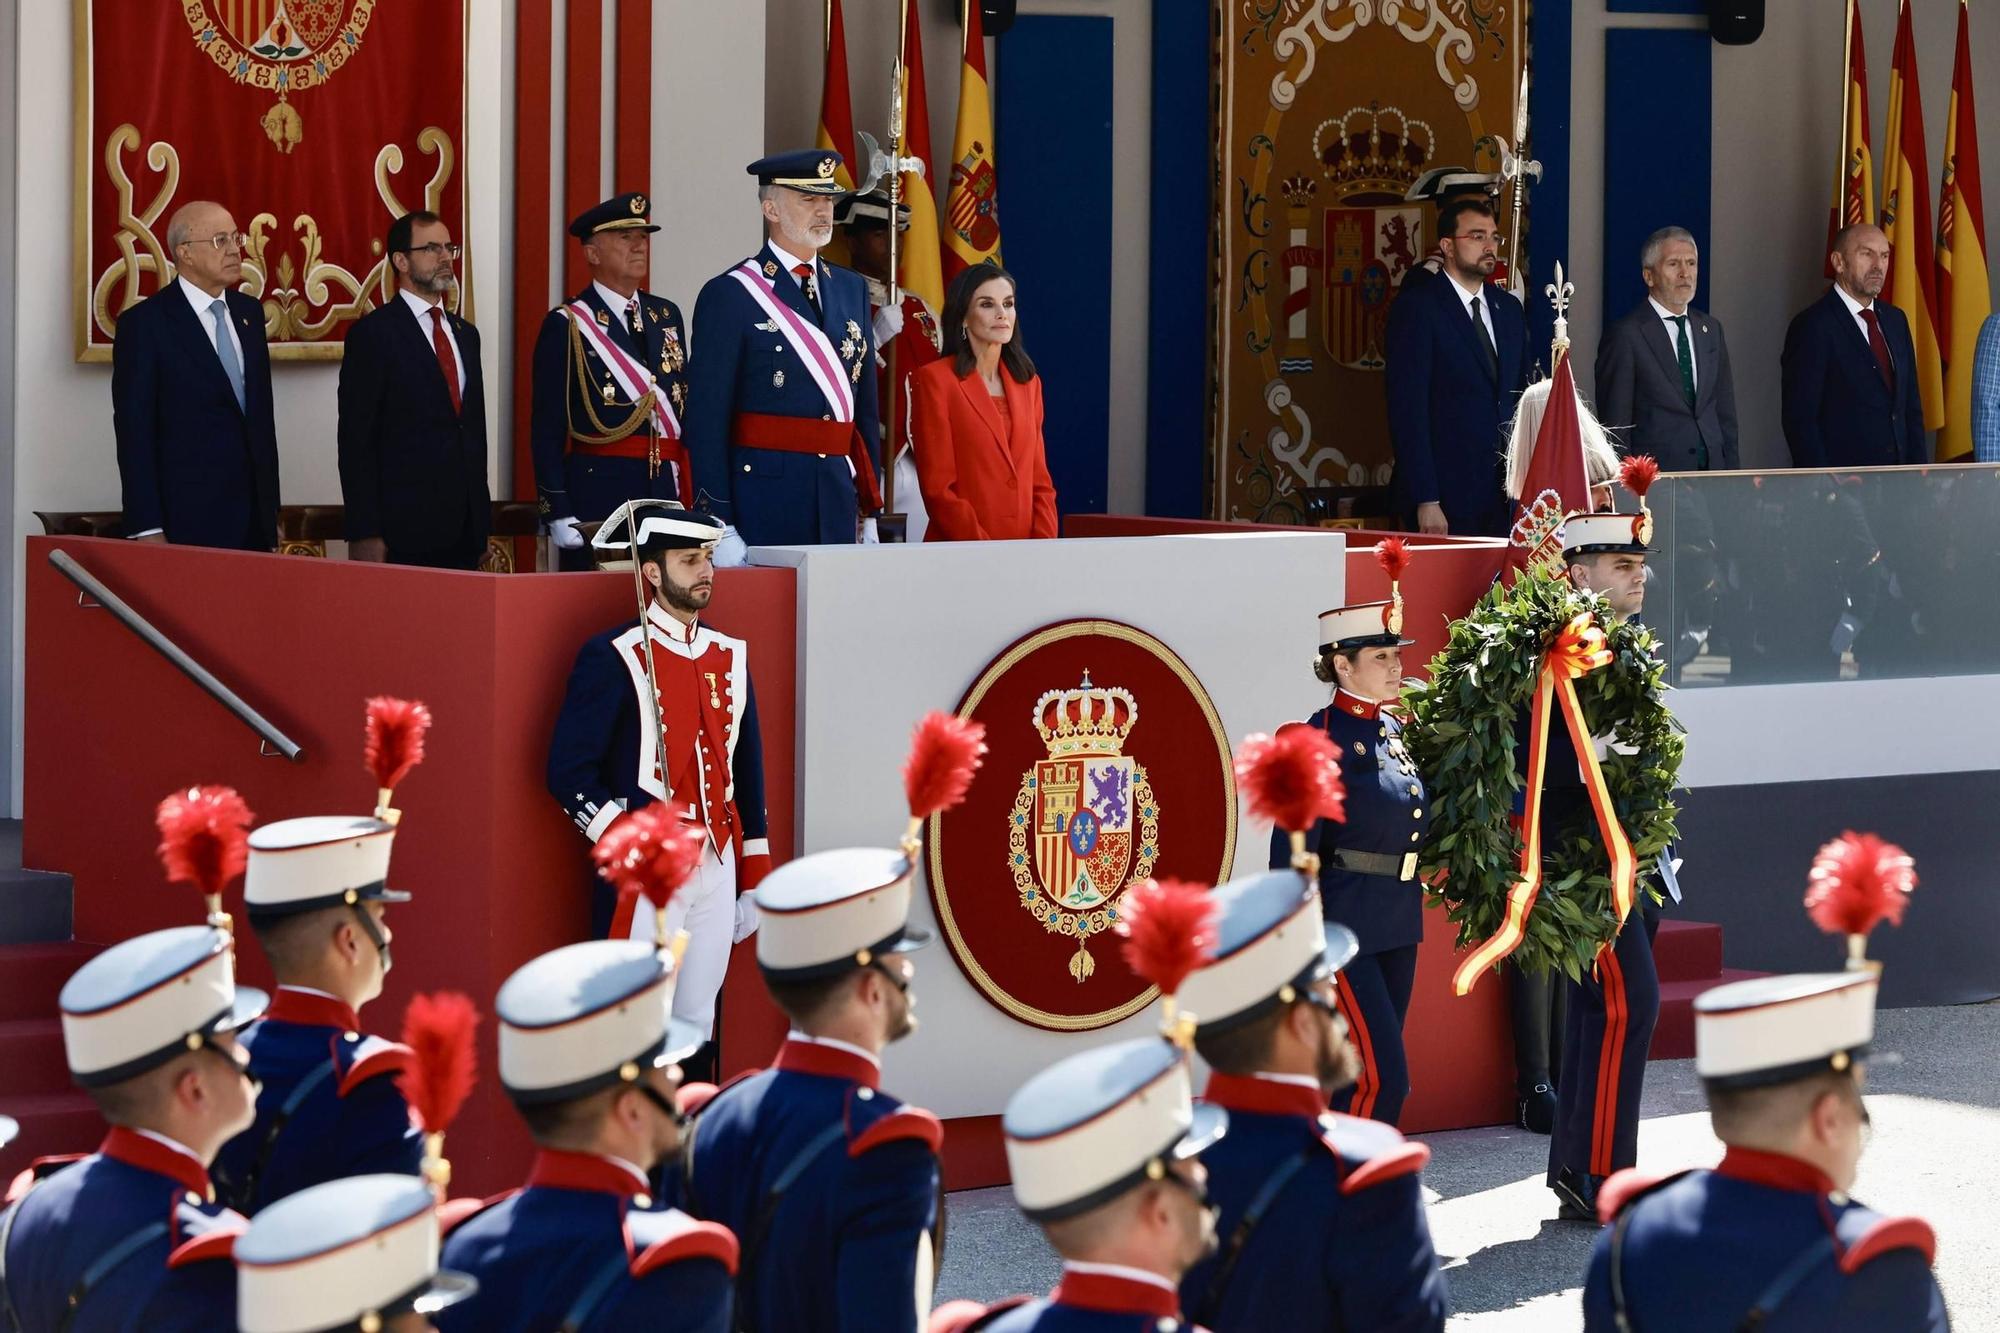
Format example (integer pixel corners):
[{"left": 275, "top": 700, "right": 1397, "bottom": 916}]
[
  {"left": 1649, "top": 920, "right": 1768, "bottom": 1061},
  {"left": 0, "top": 941, "right": 103, "bottom": 1183}
]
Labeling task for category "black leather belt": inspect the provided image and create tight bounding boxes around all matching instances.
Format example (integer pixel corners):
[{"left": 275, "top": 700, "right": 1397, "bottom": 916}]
[{"left": 1330, "top": 848, "right": 1420, "bottom": 881}]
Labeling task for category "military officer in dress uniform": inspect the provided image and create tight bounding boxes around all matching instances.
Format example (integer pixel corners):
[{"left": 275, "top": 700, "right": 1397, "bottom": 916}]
[
  {"left": 210, "top": 812, "right": 425, "bottom": 1213},
  {"left": 546, "top": 502, "right": 770, "bottom": 1082},
  {"left": 0, "top": 917, "right": 265, "bottom": 1329},
  {"left": 835, "top": 185, "right": 942, "bottom": 539},
  {"left": 1584, "top": 969, "right": 1948, "bottom": 1329},
  {"left": 928, "top": 1038, "right": 1227, "bottom": 1333},
  {"left": 436, "top": 936, "right": 738, "bottom": 1333},
  {"left": 531, "top": 192, "right": 692, "bottom": 569},
  {"left": 236, "top": 1174, "right": 477, "bottom": 1333},
  {"left": 1176, "top": 866, "right": 1448, "bottom": 1331},
  {"left": 683, "top": 150, "right": 883, "bottom": 550},
  {"left": 672, "top": 843, "right": 943, "bottom": 1332},
  {"left": 1271, "top": 565, "right": 1430, "bottom": 1127}
]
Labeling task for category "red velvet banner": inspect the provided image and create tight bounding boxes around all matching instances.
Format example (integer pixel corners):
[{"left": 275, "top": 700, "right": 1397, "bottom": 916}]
[
  {"left": 77, "top": 0, "right": 467, "bottom": 361},
  {"left": 927, "top": 620, "right": 1238, "bottom": 1032}
]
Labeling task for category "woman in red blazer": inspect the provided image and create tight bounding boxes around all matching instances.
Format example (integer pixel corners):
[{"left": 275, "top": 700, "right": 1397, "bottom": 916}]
[{"left": 909, "top": 262, "right": 1059, "bottom": 540}]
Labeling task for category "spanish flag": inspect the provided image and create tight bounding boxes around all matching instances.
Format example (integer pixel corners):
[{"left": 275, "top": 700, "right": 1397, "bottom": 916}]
[
  {"left": 815, "top": 0, "right": 858, "bottom": 265},
  {"left": 943, "top": 0, "right": 1002, "bottom": 279},
  {"left": 1826, "top": 0, "right": 1874, "bottom": 279},
  {"left": 1937, "top": 0, "right": 1990, "bottom": 461},
  {"left": 1881, "top": 0, "right": 1944, "bottom": 430},
  {"left": 896, "top": 0, "right": 946, "bottom": 315}
]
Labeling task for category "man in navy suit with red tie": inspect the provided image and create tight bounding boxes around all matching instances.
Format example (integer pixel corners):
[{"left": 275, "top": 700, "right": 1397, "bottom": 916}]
[
  {"left": 1781, "top": 224, "right": 1928, "bottom": 468},
  {"left": 112, "top": 200, "right": 281, "bottom": 549},
  {"left": 337, "top": 211, "right": 491, "bottom": 569}
]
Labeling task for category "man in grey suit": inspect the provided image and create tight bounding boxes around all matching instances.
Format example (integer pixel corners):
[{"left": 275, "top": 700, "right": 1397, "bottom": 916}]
[{"left": 1594, "top": 227, "right": 1738, "bottom": 471}]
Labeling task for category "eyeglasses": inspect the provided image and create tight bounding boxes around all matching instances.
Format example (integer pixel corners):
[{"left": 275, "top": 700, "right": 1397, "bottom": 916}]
[
  {"left": 1450, "top": 230, "right": 1504, "bottom": 246},
  {"left": 402, "top": 242, "right": 462, "bottom": 260},
  {"left": 869, "top": 958, "right": 912, "bottom": 996},
  {"left": 182, "top": 231, "right": 248, "bottom": 253}
]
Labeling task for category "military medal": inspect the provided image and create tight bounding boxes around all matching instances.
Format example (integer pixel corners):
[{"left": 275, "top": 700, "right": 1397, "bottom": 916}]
[
  {"left": 602, "top": 379, "right": 617, "bottom": 402},
  {"left": 593, "top": 308, "right": 610, "bottom": 329},
  {"left": 762, "top": 260, "right": 779, "bottom": 278},
  {"left": 703, "top": 672, "right": 721, "bottom": 709},
  {"left": 773, "top": 370, "right": 785, "bottom": 388}
]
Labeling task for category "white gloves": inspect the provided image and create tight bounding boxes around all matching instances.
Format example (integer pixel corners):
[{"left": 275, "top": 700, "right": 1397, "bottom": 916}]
[
  {"left": 859, "top": 516, "right": 880, "bottom": 545},
  {"left": 549, "top": 516, "right": 585, "bottom": 549},
  {"left": 732, "top": 895, "right": 760, "bottom": 943},
  {"left": 713, "top": 525, "right": 749, "bottom": 568},
  {"left": 872, "top": 304, "right": 906, "bottom": 347}
]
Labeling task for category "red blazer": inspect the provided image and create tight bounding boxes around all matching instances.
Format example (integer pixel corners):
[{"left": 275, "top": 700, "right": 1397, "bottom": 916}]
[{"left": 909, "top": 358, "right": 1059, "bottom": 541}]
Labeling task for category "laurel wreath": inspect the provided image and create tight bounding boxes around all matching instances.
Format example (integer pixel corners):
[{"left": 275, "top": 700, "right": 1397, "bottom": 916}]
[{"left": 1399, "top": 566, "right": 1684, "bottom": 981}]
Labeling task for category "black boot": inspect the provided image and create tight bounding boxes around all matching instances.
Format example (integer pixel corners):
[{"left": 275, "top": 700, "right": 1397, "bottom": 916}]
[
  {"left": 1510, "top": 966, "right": 1558, "bottom": 1134},
  {"left": 1552, "top": 1167, "right": 1605, "bottom": 1223}
]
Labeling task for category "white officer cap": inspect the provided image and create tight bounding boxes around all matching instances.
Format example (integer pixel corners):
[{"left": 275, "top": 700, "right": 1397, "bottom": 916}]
[
  {"left": 59, "top": 926, "right": 267, "bottom": 1087},
  {"left": 1560, "top": 510, "right": 1653, "bottom": 559},
  {"left": 1002, "top": 1038, "right": 1227, "bottom": 1223},
  {"left": 236, "top": 1174, "right": 476, "bottom": 1333},
  {"left": 751, "top": 847, "right": 931, "bottom": 981},
  {"left": 1181, "top": 870, "right": 1359, "bottom": 1034},
  {"left": 497, "top": 939, "right": 703, "bottom": 1104},
  {"left": 243, "top": 815, "right": 408, "bottom": 920},
  {"left": 1316, "top": 601, "right": 1415, "bottom": 654},
  {"left": 1695, "top": 971, "right": 1879, "bottom": 1090}
]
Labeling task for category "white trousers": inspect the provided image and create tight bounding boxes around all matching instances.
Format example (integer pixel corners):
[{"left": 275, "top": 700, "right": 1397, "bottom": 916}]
[{"left": 625, "top": 839, "right": 736, "bottom": 1040}]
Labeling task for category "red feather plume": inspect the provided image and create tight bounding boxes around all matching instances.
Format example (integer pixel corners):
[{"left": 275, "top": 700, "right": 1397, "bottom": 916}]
[
  {"left": 363, "top": 697, "right": 433, "bottom": 792},
  {"left": 1374, "top": 536, "right": 1411, "bottom": 583},
  {"left": 1618, "top": 454, "right": 1661, "bottom": 501},
  {"left": 1116, "top": 878, "right": 1219, "bottom": 999},
  {"left": 593, "top": 804, "right": 708, "bottom": 917},
  {"left": 155, "top": 786, "right": 254, "bottom": 898},
  {"left": 396, "top": 991, "right": 479, "bottom": 1136},
  {"left": 1235, "top": 726, "right": 1347, "bottom": 834},
  {"left": 1804, "top": 831, "right": 1916, "bottom": 937},
  {"left": 903, "top": 712, "right": 989, "bottom": 821}
]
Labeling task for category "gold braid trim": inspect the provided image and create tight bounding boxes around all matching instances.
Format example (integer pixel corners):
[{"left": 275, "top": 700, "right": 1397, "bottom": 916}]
[{"left": 566, "top": 313, "right": 657, "bottom": 444}]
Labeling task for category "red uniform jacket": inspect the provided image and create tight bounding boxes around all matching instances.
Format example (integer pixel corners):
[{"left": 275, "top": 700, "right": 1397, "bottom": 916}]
[{"left": 908, "top": 358, "right": 1058, "bottom": 541}]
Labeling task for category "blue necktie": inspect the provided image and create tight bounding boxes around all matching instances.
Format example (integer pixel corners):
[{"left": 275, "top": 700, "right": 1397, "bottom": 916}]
[{"left": 209, "top": 299, "right": 245, "bottom": 411}]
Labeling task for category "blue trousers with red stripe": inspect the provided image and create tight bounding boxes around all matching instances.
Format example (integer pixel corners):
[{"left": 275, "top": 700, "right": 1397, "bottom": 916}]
[
  {"left": 1332, "top": 945, "right": 1419, "bottom": 1127},
  {"left": 1548, "top": 908, "right": 1660, "bottom": 1185}
]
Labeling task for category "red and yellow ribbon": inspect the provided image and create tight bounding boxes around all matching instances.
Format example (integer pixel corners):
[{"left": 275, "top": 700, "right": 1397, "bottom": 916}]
[{"left": 1452, "top": 614, "right": 1637, "bottom": 995}]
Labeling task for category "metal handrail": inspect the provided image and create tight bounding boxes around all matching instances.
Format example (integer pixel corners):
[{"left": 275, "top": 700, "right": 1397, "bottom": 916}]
[{"left": 48, "top": 549, "right": 305, "bottom": 763}]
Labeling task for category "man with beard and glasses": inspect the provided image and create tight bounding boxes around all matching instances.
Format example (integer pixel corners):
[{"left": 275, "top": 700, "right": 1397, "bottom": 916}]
[
  {"left": 669, "top": 841, "right": 943, "bottom": 1333},
  {"left": 547, "top": 502, "right": 771, "bottom": 1084},
  {"left": 337, "top": 210, "right": 491, "bottom": 568},
  {"left": 683, "top": 150, "right": 883, "bottom": 551},
  {"left": 1174, "top": 858, "right": 1447, "bottom": 1331}
]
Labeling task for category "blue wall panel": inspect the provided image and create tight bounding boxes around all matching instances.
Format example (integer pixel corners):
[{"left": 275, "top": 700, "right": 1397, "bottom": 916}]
[
  {"left": 1145, "top": 0, "right": 1210, "bottom": 518},
  {"left": 1528, "top": 0, "right": 1575, "bottom": 360},
  {"left": 1601, "top": 28, "right": 1713, "bottom": 328},
  {"left": 995, "top": 15, "right": 1114, "bottom": 516}
]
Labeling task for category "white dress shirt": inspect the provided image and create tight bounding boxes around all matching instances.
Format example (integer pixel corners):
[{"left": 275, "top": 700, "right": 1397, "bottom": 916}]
[
  {"left": 399, "top": 288, "right": 466, "bottom": 397},
  {"left": 1834, "top": 283, "right": 1893, "bottom": 369},
  {"left": 593, "top": 279, "right": 645, "bottom": 337},
  {"left": 765, "top": 240, "right": 819, "bottom": 294},
  {"left": 1649, "top": 296, "right": 1698, "bottom": 394},
  {"left": 179, "top": 274, "right": 246, "bottom": 381}
]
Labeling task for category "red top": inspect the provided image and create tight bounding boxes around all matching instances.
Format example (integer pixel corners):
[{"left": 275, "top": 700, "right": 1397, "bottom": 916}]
[{"left": 908, "top": 359, "right": 1059, "bottom": 541}]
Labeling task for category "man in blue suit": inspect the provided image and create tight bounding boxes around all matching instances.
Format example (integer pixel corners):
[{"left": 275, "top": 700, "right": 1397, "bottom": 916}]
[
  {"left": 1781, "top": 224, "right": 1928, "bottom": 468},
  {"left": 1384, "top": 196, "right": 1530, "bottom": 537},
  {"left": 338, "top": 211, "right": 490, "bottom": 569},
  {"left": 113, "top": 200, "right": 281, "bottom": 549},
  {"left": 683, "top": 150, "right": 882, "bottom": 550}
]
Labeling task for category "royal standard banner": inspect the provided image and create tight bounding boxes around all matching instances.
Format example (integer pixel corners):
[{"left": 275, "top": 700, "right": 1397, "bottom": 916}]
[
  {"left": 76, "top": 0, "right": 468, "bottom": 361},
  {"left": 1215, "top": 2, "right": 1526, "bottom": 521}
]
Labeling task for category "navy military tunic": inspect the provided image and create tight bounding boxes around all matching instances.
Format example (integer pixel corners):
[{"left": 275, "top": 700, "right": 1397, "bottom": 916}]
[
  {"left": 1584, "top": 1149, "right": 1949, "bottom": 1331},
  {"left": 932, "top": 1267, "right": 1208, "bottom": 1333},
  {"left": 683, "top": 244, "right": 882, "bottom": 546},
  {"left": 1269, "top": 691, "right": 1431, "bottom": 1124},
  {"left": 1179, "top": 1074, "right": 1447, "bottom": 1332},
  {"left": 210, "top": 986, "right": 423, "bottom": 1214},
  {"left": 530, "top": 283, "right": 691, "bottom": 528},
  {"left": 674, "top": 1037, "right": 942, "bottom": 1332},
  {"left": 439, "top": 1149, "right": 737, "bottom": 1333},
  {"left": 0, "top": 1129, "right": 242, "bottom": 1332}
]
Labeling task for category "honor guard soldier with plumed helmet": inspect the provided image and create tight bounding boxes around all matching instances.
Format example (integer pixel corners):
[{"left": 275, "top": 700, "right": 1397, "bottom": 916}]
[
  {"left": 930, "top": 878, "right": 1228, "bottom": 1333},
  {"left": 438, "top": 811, "right": 738, "bottom": 1333},
  {"left": 211, "top": 699, "right": 434, "bottom": 1214},
  {"left": 671, "top": 712, "right": 983, "bottom": 1333},
  {"left": 683, "top": 150, "right": 885, "bottom": 550},
  {"left": 1269, "top": 539, "right": 1431, "bottom": 1127},
  {"left": 1584, "top": 833, "right": 1948, "bottom": 1331},
  {"left": 1178, "top": 731, "right": 1448, "bottom": 1332},
  {"left": 0, "top": 786, "right": 265, "bottom": 1332},
  {"left": 531, "top": 191, "right": 693, "bottom": 569}
]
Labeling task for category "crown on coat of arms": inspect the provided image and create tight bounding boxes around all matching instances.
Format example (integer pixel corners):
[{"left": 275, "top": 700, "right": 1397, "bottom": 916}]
[
  {"left": 1281, "top": 175, "right": 1320, "bottom": 210},
  {"left": 1314, "top": 103, "right": 1433, "bottom": 195},
  {"left": 1033, "top": 672, "right": 1138, "bottom": 757}
]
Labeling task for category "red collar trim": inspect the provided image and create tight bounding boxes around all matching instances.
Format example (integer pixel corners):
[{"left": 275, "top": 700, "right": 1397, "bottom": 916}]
[
  {"left": 1201, "top": 1071, "right": 1325, "bottom": 1120},
  {"left": 773, "top": 1039, "right": 882, "bottom": 1090},
  {"left": 101, "top": 1128, "right": 212, "bottom": 1201},
  {"left": 267, "top": 987, "right": 361, "bottom": 1032},
  {"left": 1716, "top": 1147, "right": 1838, "bottom": 1196},
  {"left": 527, "top": 1149, "right": 649, "bottom": 1198},
  {"left": 1050, "top": 1270, "right": 1180, "bottom": 1318},
  {"left": 1332, "top": 689, "right": 1380, "bottom": 720}
]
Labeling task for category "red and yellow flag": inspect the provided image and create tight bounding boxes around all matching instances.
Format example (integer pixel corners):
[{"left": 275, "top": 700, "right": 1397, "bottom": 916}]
[
  {"left": 1937, "top": 0, "right": 1990, "bottom": 461},
  {"left": 1881, "top": 0, "right": 1944, "bottom": 429},
  {"left": 815, "top": 0, "right": 858, "bottom": 265},
  {"left": 943, "top": 0, "right": 1002, "bottom": 280},
  {"left": 1826, "top": 0, "right": 1875, "bottom": 278},
  {"left": 896, "top": 0, "right": 946, "bottom": 315}
]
